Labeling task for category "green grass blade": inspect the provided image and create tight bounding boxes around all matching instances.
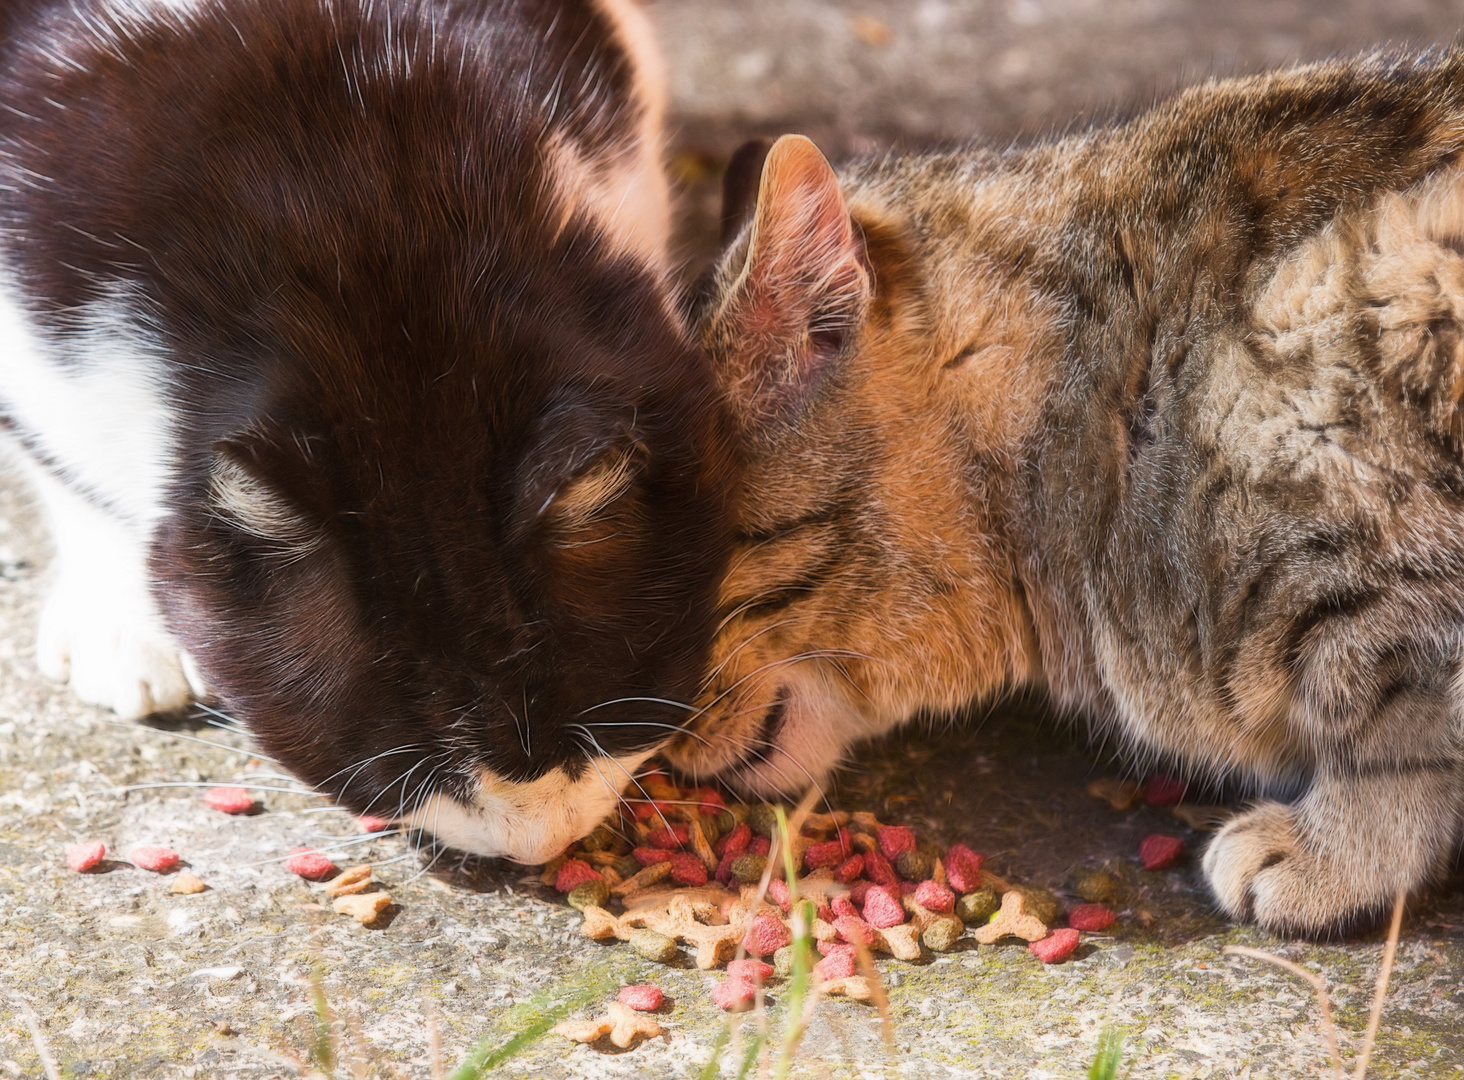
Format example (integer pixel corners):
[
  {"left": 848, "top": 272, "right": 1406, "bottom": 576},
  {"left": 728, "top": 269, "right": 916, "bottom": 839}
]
[
  {"left": 307, "top": 965, "right": 336, "bottom": 1078},
  {"left": 1087, "top": 1027, "right": 1124, "bottom": 1080},
  {"left": 447, "top": 966, "right": 617, "bottom": 1080},
  {"left": 697, "top": 1023, "right": 733, "bottom": 1080},
  {"left": 734, "top": 1033, "right": 767, "bottom": 1080}
]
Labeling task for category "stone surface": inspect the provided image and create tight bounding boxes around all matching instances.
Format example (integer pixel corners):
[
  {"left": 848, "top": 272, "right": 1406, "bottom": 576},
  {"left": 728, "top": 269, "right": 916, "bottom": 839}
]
[{"left": 4, "top": 3, "right": 1464, "bottom": 1076}]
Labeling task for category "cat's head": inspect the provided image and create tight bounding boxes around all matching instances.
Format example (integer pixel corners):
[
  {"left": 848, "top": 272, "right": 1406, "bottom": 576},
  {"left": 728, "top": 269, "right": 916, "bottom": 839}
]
[
  {"left": 664, "top": 136, "right": 1041, "bottom": 796},
  {"left": 152, "top": 243, "right": 738, "bottom": 865}
]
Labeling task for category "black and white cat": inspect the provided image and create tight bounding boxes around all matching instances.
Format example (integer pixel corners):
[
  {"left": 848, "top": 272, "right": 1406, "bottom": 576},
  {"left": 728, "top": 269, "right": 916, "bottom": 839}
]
[{"left": 0, "top": 0, "right": 736, "bottom": 862}]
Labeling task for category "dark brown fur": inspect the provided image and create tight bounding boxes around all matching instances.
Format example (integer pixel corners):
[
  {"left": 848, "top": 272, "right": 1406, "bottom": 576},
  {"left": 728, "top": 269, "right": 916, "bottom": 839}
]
[{"left": 0, "top": 0, "right": 736, "bottom": 860}]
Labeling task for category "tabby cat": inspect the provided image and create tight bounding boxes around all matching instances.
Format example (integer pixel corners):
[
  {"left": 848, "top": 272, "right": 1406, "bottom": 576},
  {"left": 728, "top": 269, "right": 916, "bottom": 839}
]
[
  {"left": 0, "top": 0, "right": 735, "bottom": 863},
  {"left": 673, "top": 52, "right": 1464, "bottom": 932}
]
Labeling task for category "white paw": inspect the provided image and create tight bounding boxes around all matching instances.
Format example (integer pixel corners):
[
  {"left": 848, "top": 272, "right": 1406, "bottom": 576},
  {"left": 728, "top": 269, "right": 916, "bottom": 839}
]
[{"left": 37, "top": 580, "right": 197, "bottom": 718}]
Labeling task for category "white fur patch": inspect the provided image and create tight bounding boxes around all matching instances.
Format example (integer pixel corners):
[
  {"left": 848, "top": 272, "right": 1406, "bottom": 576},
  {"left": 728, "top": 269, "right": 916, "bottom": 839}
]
[
  {"left": 403, "top": 750, "right": 656, "bottom": 864},
  {"left": 0, "top": 280, "right": 174, "bottom": 527},
  {"left": 7, "top": 449, "right": 200, "bottom": 716}
]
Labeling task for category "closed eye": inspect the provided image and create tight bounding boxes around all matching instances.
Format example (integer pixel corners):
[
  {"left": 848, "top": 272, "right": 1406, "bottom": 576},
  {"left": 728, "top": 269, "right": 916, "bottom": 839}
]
[{"left": 548, "top": 446, "right": 639, "bottom": 536}]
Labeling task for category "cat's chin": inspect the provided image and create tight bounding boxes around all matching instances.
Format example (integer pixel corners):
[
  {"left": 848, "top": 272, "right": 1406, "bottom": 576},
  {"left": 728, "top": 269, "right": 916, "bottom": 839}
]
[{"left": 400, "top": 749, "right": 658, "bottom": 864}]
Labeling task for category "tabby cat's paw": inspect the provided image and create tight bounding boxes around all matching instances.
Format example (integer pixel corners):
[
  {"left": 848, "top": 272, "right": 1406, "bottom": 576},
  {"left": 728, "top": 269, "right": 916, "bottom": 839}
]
[
  {"left": 1203, "top": 801, "right": 1393, "bottom": 934},
  {"left": 37, "top": 583, "right": 200, "bottom": 718}
]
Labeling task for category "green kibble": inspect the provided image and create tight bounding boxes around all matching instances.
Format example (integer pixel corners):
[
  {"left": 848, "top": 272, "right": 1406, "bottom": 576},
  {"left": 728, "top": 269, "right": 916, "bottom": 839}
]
[
  {"left": 730, "top": 854, "right": 768, "bottom": 884},
  {"left": 922, "top": 916, "right": 964, "bottom": 953},
  {"left": 773, "top": 944, "right": 798, "bottom": 979},
  {"left": 579, "top": 824, "right": 621, "bottom": 854},
  {"left": 748, "top": 803, "right": 781, "bottom": 837},
  {"left": 628, "top": 929, "right": 680, "bottom": 964},
  {"left": 566, "top": 880, "right": 610, "bottom": 912},
  {"left": 713, "top": 809, "right": 739, "bottom": 839},
  {"left": 1012, "top": 886, "right": 1062, "bottom": 925},
  {"left": 895, "top": 848, "right": 934, "bottom": 882},
  {"left": 1073, "top": 869, "right": 1120, "bottom": 905},
  {"left": 956, "top": 886, "right": 1000, "bottom": 924},
  {"left": 612, "top": 854, "right": 641, "bottom": 880}
]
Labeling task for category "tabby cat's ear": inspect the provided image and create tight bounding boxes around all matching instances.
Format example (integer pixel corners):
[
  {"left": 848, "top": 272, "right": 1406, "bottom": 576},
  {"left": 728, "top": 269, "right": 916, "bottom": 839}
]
[{"left": 712, "top": 134, "right": 871, "bottom": 435}]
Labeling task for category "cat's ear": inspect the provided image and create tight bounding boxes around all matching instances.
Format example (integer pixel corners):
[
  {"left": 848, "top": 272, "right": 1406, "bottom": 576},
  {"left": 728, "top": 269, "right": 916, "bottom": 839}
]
[
  {"left": 208, "top": 440, "right": 322, "bottom": 556},
  {"left": 711, "top": 134, "right": 871, "bottom": 436}
]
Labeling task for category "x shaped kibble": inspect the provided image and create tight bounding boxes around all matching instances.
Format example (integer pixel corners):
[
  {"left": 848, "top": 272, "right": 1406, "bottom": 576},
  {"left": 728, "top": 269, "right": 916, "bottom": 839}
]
[
  {"left": 871, "top": 923, "right": 923, "bottom": 961},
  {"left": 820, "top": 975, "right": 875, "bottom": 1001},
  {"left": 972, "top": 890, "right": 1049, "bottom": 944},
  {"left": 554, "top": 1000, "right": 665, "bottom": 1048},
  {"left": 622, "top": 894, "right": 744, "bottom": 969}
]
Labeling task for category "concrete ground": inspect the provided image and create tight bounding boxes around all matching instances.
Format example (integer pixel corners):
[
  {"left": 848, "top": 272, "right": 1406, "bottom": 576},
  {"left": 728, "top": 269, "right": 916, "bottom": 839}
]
[{"left": 4, "top": 1, "right": 1464, "bottom": 1077}]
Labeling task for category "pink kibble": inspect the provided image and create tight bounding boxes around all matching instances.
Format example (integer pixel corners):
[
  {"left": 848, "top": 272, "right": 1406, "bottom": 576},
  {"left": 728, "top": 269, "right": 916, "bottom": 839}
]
[
  {"left": 743, "top": 914, "right": 792, "bottom": 956},
  {"left": 689, "top": 788, "right": 726, "bottom": 813},
  {"left": 814, "top": 948, "right": 858, "bottom": 981},
  {"left": 834, "top": 914, "right": 874, "bottom": 946},
  {"left": 202, "top": 785, "right": 255, "bottom": 815},
  {"left": 1139, "top": 834, "right": 1184, "bottom": 871},
  {"left": 286, "top": 847, "right": 338, "bottom": 881},
  {"left": 617, "top": 985, "right": 664, "bottom": 1011},
  {"left": 803, "top": 840, "right": 846, "bottom": 870},
  {"left": 554, "top": 858, "right": 603, "bottom": 893},
  {"left": 749, "top": 835, "right": 771, "bottom": 857},
  {"left": 129, "top": 845, "right": 180, "bottom": 873},
  {"left": 834, "top": 854, "right": 865, "bottom": 883},
  {"left": 668, "top": 852, "right": 708, "bottom": 887},
  {"left": 831, "top": 894, "right": 859, "bottom": 921},
  {"left": 633, "top": 847, "right": 677, "bottom": 867},
  {"left": 631, "top": 800, "right": 673, "bottom": 822},
  {"left": 816, "top": 903, "right": 836, "bottom": 924},
  {"left": 1030, "top": 928, "right": 1081, "bottom": 964},
  {"left": 715, "top": 851, "right": 737, "bottom": 885},
  {"left": 1068, "top": 904, "right": 1117, "bottom": 932},
  {"left": 862, "top": 849, "right": 899, "bottom": 889},
  {"left": 715, "top": 822, "right": 751, "bottom": 858},
  {"left": 645, "top": 825, "right": 690, "bottom": 848},
  {"left": 914, "top": 879, "right": 955, "bottom": 914},
  {"left": 65, "top": 840, "right": 106, "bottom": 873},
  {"left": 767, "top": 878, "right": 792, "bottom": 912},
  {"left": 862, "top": 886, "right": 905, "bottom": 929},
  {"left": 945, "top": 843, "right": 984, "bottom": 893},
  {"left": 1143, "top": 774, "right": 1187, "bottom": 807},
  {"left": 357, "top": 815, "right": 392, "bottom": 833},
  {"left": 876, "top": 825, "right": 917, "bottom": 861},
  {"left": 712, "top": 977, "right": 757, "bottom": 1012},
  {"left": 849, "top": 880, "right": 873, "bottom": 905},
  {"left": 899, "top": 880, "right": 918, "bottom": 897},
  {"left": 816, "top": 938, "right": 840, "bottom": 956},
  {"left": 726, "top": 959, "right": 774, "bottom": 983}
]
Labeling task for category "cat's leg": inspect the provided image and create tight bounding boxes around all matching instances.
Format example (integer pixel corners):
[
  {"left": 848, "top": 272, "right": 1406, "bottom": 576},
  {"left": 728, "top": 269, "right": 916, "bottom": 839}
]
[
  {"left": 22, "top": 459, "right": 201, "bottom": 717},
  {"left": 1204, "top": 714, "right": 1463, "bottom": 932}
]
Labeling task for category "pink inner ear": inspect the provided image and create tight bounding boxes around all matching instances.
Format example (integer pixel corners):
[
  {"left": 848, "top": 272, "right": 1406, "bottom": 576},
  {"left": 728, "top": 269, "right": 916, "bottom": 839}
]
[
  {"left": 719, "top": 136, "right": 872, "bottom": 429},
  {"left": 751, "top": 138, "right": 862, "bottom": 294}
]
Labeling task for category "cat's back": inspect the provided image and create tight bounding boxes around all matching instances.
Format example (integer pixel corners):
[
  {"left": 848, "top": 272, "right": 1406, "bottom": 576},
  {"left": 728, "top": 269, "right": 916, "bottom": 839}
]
[{"left": 1010, "top": 52, "right": 1464, "bottom": 771}]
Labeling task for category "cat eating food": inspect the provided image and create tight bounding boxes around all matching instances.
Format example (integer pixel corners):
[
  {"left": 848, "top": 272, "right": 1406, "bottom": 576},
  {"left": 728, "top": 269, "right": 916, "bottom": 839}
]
[
  {"left": 0, "top": 0, "right": 735, "bottom": 863},
  {"left": 674, "top": 53, "right": 1464, "bottom": 933}
]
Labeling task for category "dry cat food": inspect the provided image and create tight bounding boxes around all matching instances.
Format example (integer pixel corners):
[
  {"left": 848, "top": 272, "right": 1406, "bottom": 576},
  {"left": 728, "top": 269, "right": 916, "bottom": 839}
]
[
  {"left": 616, "top": 984, "right": 664, "bottom": 1011},
  {"left": 128, "top": 845, "right": 180, "bottom": 872},
  {"left": 1139, "top": 834, "right": 1185, "bottom": 871},
  {"left": 65, "top": 840, "right": 106, "bottom": 872},
  {"left": 286, "top": 847, "right": 339, "bottom": 880},
  {"left": 540, "top": 767, "right": 1155, "bottom": 998},
  {"left": 202, "top": 785, "right": 256, "bottom": 814}
]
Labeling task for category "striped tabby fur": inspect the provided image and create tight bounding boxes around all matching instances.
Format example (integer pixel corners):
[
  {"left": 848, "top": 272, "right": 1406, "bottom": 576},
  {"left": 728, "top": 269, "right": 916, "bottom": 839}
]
[{"left": 677, "top": 51, "right": 1464, "bottom": 933}]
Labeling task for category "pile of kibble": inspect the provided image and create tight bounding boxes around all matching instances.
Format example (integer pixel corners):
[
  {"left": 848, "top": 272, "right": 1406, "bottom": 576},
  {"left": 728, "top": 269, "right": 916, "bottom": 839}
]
[{"left": 537, "top": 767, "right": 1195, "bottom": 1016}]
